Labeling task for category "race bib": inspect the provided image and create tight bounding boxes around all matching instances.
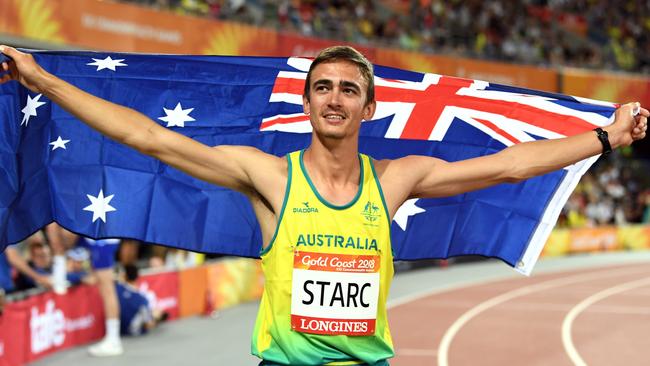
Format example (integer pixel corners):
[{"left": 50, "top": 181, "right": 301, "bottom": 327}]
[{"left": 290, "top": 251, "right": 380, "bottom": 336}]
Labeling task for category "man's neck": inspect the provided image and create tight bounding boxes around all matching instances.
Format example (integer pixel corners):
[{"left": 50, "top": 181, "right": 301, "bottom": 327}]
[
  {"left": 302, "top": 137, "right": 361, "bottom": 206},
  {"left": 304, "top": 135, "right": 359, "bottom": 183}
]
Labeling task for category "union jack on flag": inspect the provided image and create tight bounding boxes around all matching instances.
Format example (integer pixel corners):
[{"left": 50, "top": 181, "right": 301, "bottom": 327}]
[{"left": 0, "top": 51, "right": 616, "bottom": 274}]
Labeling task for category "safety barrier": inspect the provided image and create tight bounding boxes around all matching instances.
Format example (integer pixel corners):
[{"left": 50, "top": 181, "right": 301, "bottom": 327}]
[
  {"left": 542, "top": 224, "right": 650, "bottom": 257},
  {"left": 0, "top": 257, "right": 263, "bottom": 366}
]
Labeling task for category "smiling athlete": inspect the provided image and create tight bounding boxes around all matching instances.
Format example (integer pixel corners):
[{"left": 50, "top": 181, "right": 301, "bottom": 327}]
[{"left": 1, "top": 45, "right": 647, "bottom": 365}]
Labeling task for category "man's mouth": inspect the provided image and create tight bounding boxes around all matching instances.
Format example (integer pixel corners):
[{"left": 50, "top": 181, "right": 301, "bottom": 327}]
[{"left": 323, "top": 113, "right": 345, "bottom": 122}]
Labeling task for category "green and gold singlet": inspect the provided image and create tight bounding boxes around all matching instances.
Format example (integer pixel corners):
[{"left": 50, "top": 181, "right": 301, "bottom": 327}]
[{"left": 252, "top": 150, "right": 394, "bottom": 366}]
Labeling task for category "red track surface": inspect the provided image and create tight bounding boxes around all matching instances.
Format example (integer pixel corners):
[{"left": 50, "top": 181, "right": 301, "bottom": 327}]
[{"left": 388, "top": 263, "right": 650, "bottom": 366}]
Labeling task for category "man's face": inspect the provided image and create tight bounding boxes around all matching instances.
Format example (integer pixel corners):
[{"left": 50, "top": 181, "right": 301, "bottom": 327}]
[
  {"left": 31, "top": 246, "right": 51, "bottom": 269},
  {"left": 68, "top": 258, "right": 84, "bottom": 272},
  {"left": 303, "top": 61, "right": 376, "bottom": 140}
]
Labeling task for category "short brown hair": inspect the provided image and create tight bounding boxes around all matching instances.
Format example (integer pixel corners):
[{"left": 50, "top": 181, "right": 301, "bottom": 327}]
[{"left": 303, "top": 46, "right": 375, "bottom": 105}]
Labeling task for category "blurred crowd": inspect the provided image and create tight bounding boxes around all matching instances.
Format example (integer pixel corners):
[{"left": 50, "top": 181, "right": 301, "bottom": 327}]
[
  {"left": 1, "top": 227, "right": 203, "bottom": 297},
  {"left": 559, "top": 153, "right": 650, "bottom": 228},
  {"left": 122, "top": 0, "right": 650, "bottom": 74},
  {"left": 0, "top": 225, "right": 186, "bottom": 354}
]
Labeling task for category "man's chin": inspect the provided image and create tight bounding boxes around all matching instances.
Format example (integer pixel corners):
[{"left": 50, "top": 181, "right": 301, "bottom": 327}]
[{"left": 319, "top": 131, "right": 346, "bottom": 140}]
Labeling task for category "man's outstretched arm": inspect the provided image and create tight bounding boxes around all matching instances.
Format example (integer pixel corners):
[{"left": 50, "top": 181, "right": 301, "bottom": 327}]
[
  {"left": 379, "top": 102, "right": 648, "bottom": 215},
  {"left": 0, "top": 46, "right": 284, "bottom": 197}
]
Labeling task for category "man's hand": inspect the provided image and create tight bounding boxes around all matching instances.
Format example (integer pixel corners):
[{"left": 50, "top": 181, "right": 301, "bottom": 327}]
[
  {"left": 608, "top": 102, "right": 649, "bottom": 147},
  {"left": 35, "top": 274, "right": 53, "bottom": 290},
  {"left": 0, "top": 45, "right": 50, "bottom": 93}
]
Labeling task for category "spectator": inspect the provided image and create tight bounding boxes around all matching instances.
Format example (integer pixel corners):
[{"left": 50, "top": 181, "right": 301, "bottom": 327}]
[
  {"left": 14, "top": 240, "right": 52, "bottom": 291},
  {"left": 65, "top": 247, "right": 96, "bottom": 286},
  {"left": 3, "top": 234, "right": 52, "bottom": 292},
  {"left": 117, "top": 0, "right": 650, "bottom": 74},
  {"left": 45, "top": 223, "right": 124, "bottom": 357},
  {"left": 45, "top": 222, "right": 79, "bottom": 294},
  {"left": 78, "top": 237, "right": 124, "bottom": 357},
  {"left": 117, "top": 264, "right": 167, "bottom": 336}
]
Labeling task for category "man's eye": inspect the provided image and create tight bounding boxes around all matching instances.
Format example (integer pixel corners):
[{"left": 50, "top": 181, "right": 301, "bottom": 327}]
[{"left": 316, "top": 85, "right": 328, "bottom": 91}]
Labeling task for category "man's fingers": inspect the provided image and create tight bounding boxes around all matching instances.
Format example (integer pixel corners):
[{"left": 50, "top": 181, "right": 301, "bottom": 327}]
[
  {"left": 0, "top": 46, "right": 15, "bottom": 70},
  {"left": 626, "top": 102, "right": 650, "bottom": 118},
  {"left": 0, "top": 46, "right": 14, "bottom": 63},
  {"left": 622, "top": 103, "right": 650, "bottom": 139},
  {"left": 0, "top": 45, "right": 19, "bottom": 58},
  {"left": 640, "top": 107, "right": 650, "bottom": 117}
]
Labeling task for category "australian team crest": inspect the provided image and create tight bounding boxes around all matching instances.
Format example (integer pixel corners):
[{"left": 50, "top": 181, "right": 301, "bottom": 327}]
[{"left": 361, "top": 201, "right": 381, "bottom": 223}]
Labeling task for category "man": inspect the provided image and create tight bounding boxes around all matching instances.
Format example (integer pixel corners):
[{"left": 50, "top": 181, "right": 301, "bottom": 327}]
[
  {"left": 0, "top": 45, "right": 647, "bottom": 365},
  {"left": 3, "top": 234, "right": 52, "bottom": 293},
  {"left": 45, "top": 222, "right": 76, "bottom": 294},
  {"left": 116, "top": 264, "right": 167, "bottom": 336},
  {"left": 45, "top": 222, "right": 123, "bottom": 356},
  {"left": 65, "top": 247, "right": 96, "bottom": 286},
  {"left": 78, "top": 237, "right": 124, "bottom": 357},
  {"left": 14, "top": 239, "right": 52, "bottom": 291}
]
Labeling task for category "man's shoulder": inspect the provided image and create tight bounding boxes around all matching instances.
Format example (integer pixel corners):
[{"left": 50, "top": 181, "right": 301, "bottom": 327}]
[
  {"left": 219, "top": 145, "right": 290, "bottom": 178},
  {"left": 117, "top": 282, "right": 148, "bottom": 302},
  {"left": 371, "top": 155, "right": 439, "bottom": 177}
]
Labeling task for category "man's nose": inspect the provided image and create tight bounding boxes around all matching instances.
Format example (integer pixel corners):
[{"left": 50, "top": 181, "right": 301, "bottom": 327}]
[{"left": 327, "top": 87, "right": 342, "bottom": 107}]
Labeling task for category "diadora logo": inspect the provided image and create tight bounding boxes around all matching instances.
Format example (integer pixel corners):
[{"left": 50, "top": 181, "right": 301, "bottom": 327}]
[
  {"left": 361, "top": 201, "right": 381, "bottom": 222},
  {"left": 293, "top": 201, "right": 319, "bottom": 214}
]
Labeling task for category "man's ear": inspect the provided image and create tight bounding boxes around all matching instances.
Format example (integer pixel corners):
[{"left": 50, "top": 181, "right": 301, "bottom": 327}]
[
  {"left": 363, "top": 100, "right": 376, "bottom": 121},
  {"left": 303, "top": 95, "right": 310, "bottom": 115}
]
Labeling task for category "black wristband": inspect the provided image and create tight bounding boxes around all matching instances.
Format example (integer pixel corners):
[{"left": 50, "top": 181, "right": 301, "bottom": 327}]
[{"left": 593, "top": 127, "right": 612, "bottom": 155}]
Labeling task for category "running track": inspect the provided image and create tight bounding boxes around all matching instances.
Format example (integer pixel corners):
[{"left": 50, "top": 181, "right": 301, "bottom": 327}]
[{"left": 35, "top": 251, "right": 650, "bottom": 365}]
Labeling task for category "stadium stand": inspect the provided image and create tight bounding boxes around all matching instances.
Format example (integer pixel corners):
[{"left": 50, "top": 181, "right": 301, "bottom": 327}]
[{"left": 118, "top": 0, "right": 650, "bottom": 74}]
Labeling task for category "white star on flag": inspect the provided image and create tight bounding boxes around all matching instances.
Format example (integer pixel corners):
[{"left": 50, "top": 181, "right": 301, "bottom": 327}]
[
  {"left": 21, "top": 94, "right": 46, "bottom": 126},
  {"left": 83, "top": 189, "right": 116, "bottom": 223},
  {"left": 158, "top": 102, "right": 195, "bottom": 128},
  {"left": 87, "top": 56, "right": 127, "bottom": 71},
  {"left": 393, "top": 198, "right": 426, "bottom": 231},
  {"left": 49, "top": 136, "right": 70, "bottom": 150}
]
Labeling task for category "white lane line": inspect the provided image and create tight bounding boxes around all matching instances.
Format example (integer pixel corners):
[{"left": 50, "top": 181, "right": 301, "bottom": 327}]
[
  {"left": 437, "top": 266, "right": 650, "bottom": 366},
  {"left": 387, "top": 277, "right": 507, "bottom": 310},
  {"left": 429, "top": 300, "right": 650, "bottom": 314},
  {"left": 561, "top": 276, "right": 650, "bottom": 366}
]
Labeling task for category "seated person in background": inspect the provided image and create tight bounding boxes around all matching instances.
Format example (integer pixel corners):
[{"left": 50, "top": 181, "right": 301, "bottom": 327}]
[
  {"left": 14, "top": 236, "right": 53, "bottom": 291},
  {"left": 65, "top": 247, "right": 96, "bottom": 287},
  {"left": 1, "top": 232, "right": 53, "bottom": 293},
  {"left": 117, "top": 264, "right": 167, "bottom": 336}
]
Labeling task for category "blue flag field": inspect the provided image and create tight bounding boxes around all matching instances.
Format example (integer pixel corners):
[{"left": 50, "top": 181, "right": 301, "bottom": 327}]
[{"left": 0, "top": 50, "right": 616, "bottom": 274}]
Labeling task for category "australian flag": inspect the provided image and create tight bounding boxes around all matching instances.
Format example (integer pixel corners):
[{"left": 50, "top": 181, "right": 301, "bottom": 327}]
[{"left": 0, "top": 51, "right": 616, "bottom": 274}]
